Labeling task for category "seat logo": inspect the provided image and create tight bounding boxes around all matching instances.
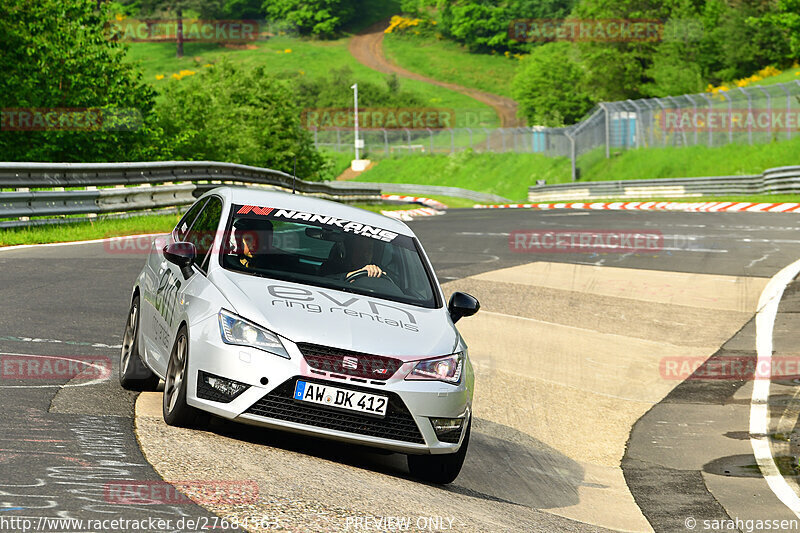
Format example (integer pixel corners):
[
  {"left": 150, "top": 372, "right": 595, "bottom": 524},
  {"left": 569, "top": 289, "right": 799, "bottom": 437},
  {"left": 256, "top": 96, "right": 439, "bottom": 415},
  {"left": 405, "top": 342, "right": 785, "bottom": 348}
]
[{"left": 342, "top": 356, "right": 358, "bottom": 370}]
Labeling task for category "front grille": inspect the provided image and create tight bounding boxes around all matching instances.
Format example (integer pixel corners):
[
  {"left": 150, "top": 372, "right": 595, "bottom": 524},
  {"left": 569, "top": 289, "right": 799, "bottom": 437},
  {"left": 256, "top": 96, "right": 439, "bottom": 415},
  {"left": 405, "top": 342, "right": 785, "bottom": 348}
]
[
  {"left": 244, "top": 377, "right": 425, "bottom": 444},
  {"left": 297, "top": 343, "right": 403, "bottom": 381}
]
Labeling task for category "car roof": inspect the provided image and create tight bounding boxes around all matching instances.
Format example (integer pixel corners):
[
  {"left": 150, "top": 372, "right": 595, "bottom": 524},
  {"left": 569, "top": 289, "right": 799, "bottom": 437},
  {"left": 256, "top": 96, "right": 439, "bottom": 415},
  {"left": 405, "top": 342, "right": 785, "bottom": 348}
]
[{"left": 205, "top": 186, "right": 415, "bottom": 237}]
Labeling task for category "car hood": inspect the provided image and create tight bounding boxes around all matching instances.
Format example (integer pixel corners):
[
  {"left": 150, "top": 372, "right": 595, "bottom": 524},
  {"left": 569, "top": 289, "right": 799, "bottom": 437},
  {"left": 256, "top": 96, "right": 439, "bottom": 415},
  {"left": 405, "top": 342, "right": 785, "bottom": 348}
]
[{"left": 209, "top": 269, "right": 459, "bottom": 359}]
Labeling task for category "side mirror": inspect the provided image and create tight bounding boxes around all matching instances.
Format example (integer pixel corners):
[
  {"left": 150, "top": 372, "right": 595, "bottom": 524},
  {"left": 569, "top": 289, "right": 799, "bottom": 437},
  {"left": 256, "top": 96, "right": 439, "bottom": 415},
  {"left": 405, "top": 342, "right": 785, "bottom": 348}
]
[
  {"left": 164, "top": 242, "right": 196, "bottom": 279},
  {"left": 448, "top": 292, "right": 480, "bottom": 324}
]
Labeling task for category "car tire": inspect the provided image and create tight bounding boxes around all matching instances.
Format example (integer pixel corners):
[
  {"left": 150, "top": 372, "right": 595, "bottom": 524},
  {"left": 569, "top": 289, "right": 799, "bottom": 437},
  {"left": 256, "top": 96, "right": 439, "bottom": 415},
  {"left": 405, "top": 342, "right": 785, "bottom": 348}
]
[
  {"left": 407, "top": 419, "right": 471, "bottom": 484},
  {"left": 163, "top": 326, "right": 208, "bottom": 428},
  {"left": 119, "top": 295, "right": 159, "bottom": 391}
]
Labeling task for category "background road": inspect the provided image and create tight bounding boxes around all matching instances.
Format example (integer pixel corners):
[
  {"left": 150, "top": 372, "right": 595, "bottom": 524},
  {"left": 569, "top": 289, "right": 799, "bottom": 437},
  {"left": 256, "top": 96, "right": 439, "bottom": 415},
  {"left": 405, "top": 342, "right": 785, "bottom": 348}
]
[
  {"left": 348, "top": 20, "right": 522, "bottom": 127},
  {"left": 2, "top": 208, "right": 800, "bottom": 531}
]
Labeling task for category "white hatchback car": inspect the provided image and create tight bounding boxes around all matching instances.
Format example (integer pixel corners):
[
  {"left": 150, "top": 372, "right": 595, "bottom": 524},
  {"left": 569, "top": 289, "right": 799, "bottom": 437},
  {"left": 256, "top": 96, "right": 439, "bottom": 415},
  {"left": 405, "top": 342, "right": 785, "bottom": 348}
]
[{"left": 120, "top": 187, "right": 479, "bottom": 483}]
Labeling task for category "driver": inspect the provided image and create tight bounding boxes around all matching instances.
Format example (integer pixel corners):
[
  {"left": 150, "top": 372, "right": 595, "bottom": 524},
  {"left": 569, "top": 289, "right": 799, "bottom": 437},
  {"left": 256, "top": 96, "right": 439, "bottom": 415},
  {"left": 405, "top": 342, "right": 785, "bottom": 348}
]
[
  {"left": 321, "top": 234, "right": 384, "bottom": 280},
  {"left": 232, "top": 218, "right": 272, "bottom": 269}
]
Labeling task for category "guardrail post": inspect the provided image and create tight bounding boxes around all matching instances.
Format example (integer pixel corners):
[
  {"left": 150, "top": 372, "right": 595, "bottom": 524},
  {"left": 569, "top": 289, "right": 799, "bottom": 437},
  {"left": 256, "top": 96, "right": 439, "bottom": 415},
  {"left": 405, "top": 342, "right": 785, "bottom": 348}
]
[{"left": 15, "top": 187, "right": 30, "bottom": 222}]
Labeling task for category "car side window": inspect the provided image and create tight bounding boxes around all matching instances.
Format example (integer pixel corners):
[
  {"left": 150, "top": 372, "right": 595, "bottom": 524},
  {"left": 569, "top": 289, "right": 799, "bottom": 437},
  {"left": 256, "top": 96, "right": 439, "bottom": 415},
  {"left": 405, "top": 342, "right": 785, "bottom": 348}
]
[
  {"left": 174, "top": 198, "right": 208, "bottom": 241},
  {"left": 185, "top": 197, "right": 223, "bottom": 273}
]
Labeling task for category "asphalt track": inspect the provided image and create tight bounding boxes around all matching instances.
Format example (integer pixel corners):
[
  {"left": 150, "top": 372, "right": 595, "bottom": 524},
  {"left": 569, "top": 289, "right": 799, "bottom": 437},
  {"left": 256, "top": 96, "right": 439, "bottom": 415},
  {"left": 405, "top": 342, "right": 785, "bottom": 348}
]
[{"left": 3, "top": 208, "right": 800, "bottom": 531}]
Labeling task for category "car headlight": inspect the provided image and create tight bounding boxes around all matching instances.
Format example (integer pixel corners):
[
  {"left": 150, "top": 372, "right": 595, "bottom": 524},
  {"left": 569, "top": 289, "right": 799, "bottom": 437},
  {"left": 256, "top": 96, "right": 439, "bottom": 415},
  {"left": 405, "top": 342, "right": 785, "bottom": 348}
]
[
  {"left": 218, "top": 310, "right": 290, "bottom": 359},
  {"left": 406, "top": 352, "right": 463, "bottom": 384}
]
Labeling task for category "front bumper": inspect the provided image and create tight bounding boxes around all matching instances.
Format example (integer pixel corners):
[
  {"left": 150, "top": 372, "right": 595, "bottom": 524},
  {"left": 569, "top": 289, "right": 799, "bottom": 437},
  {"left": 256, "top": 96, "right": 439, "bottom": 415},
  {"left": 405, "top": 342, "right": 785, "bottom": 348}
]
[{"left": 185, "top": 316, "right": 473, "bottom": 454}]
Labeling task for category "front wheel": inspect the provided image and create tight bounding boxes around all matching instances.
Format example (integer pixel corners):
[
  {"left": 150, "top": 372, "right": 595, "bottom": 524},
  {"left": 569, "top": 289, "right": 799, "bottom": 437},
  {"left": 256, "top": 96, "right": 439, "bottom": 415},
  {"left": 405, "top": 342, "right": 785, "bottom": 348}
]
[
  {"left": 407, "top": 420, "right": 471, "bottom": 484},
  {"left": 163, "top": 326, "right": 207, "bottom": 428},
  {"left": 119, "top": 295, "right": 159, "bottom": 391}
]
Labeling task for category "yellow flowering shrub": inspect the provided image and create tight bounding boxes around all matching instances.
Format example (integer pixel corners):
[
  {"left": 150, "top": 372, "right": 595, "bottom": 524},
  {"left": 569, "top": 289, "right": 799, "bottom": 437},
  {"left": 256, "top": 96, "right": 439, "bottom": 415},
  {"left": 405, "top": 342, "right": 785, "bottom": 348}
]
[
  {"left": 171, "top": 70, "right": 196, "bottom": 81},
  {"left": 384, "top": 15, "right": 426, "bottom": 34},
  {"left": 706, "top": 66, "right": 783, "bottom": 98}
]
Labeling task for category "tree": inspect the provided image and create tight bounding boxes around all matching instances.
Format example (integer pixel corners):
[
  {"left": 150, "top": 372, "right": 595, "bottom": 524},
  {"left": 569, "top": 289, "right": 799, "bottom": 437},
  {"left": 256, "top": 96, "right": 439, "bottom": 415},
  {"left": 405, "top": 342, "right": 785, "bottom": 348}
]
[
  {"left": 262, "top": 0, "right": 356, "bottom": 38},
  {"left": 157, "top": 62, "right": 331, "bottom": 179},
  {"left": 407, "top": 0, "right": 575, "bottom": 53},
  {"left": 221, "top": 0, "right": 264, "bottom": 18},
  {"left": 0, "top": 0, "right": 168, "bottom": 162},
  {"left": 121, "top": 0, "right": 225, "bottom": 57},
  {"left": 512, "top": 42, "right": 593, "bottom": 126}
]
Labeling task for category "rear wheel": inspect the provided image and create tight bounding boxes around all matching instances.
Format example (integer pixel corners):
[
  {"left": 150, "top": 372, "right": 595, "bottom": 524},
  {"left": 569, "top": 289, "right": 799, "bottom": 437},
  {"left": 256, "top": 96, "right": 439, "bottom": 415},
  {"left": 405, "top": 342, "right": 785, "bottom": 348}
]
[
  {"left": 119, "top": 295, "right": 159, "bottom": 391},
  {"left": 163, "top": 326, "right": 208, "bottom": 428},
  {"left": 407, "top": 420, "right": 471, "bottom": 484}
]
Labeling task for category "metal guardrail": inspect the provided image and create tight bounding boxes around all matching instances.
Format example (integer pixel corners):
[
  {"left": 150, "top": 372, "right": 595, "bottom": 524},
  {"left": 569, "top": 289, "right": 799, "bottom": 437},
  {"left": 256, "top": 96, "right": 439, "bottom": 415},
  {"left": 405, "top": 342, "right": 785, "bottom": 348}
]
[
  {"left": 0, "top": 161, "right": 377, "bottom": 195},
  {"left": 528, "top": 166, "right": 800, "bottom": 202},
  {"left": 0, "top": 161, "right": 382, "bottom": 227},
  {"left": 328, "top": 181, "right": 511, "bottom": 203}
]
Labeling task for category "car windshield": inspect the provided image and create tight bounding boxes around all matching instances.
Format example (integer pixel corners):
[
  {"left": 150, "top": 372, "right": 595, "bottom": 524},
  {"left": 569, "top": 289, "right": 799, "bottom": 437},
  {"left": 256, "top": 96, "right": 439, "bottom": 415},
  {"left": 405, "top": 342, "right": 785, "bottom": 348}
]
[{"left": 219, "top": 204, "right": 439, "bottom": 308}]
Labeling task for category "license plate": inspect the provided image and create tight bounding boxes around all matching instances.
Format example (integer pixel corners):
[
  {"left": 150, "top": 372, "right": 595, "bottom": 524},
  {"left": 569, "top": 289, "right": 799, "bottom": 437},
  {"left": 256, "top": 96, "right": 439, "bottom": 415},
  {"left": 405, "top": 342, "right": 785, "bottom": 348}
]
[{"left": 293, "top": 380, "right": 388, "bottom": 417}]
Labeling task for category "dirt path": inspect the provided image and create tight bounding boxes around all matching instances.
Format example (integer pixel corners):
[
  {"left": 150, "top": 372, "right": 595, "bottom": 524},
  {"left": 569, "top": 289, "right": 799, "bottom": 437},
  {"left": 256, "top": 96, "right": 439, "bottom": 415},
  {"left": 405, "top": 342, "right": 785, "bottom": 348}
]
[{"left": 348, "top": 19, "right": 523, "bottom": 128}]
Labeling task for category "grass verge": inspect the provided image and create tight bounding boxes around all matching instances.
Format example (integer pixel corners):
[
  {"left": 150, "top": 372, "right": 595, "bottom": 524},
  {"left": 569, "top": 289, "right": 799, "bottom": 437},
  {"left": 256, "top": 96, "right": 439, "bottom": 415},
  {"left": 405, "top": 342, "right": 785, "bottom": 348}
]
[
  {"left": 0, "top": 213, "right": 181, "bottom": 247},
  {"left": 124, "top": 37, "right": 498, "bottom": 125},
  {"left": 354, "top": 151, "right": 569, "bottom": 201},
  {"left": 353, "top": 136, "right": 800, "bottom": 201},
  {"left": 383, "top": 34, "right": 518, "bottom": 99}
]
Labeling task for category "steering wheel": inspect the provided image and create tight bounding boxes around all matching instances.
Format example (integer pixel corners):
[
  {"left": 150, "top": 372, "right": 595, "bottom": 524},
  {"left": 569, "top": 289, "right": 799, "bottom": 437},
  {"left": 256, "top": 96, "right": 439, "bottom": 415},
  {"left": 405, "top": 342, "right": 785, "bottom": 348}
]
[{"left": 345, "top": 269, "right": 395, "bottom": 286}]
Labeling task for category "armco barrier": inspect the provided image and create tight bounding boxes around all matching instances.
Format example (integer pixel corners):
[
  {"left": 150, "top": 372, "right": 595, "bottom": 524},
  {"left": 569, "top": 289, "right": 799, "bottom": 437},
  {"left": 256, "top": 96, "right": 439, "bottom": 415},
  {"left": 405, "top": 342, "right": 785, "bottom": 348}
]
[
  {"left": 329, "top": 180, "right": 511, "bottom": 204},
  {"left": 0, "top": 161, "right": 381, "bottom": 227},
  {"left": 528, "top": 166, "right": 800, "bottom": 202}
]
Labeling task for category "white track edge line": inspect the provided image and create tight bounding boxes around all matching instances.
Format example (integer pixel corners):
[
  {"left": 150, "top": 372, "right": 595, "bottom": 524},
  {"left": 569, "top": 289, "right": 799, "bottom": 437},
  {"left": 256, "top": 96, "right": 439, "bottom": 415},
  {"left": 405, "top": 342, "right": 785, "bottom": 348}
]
[{"left": 750, "top": 257, "right": 800, "bottom": 517}]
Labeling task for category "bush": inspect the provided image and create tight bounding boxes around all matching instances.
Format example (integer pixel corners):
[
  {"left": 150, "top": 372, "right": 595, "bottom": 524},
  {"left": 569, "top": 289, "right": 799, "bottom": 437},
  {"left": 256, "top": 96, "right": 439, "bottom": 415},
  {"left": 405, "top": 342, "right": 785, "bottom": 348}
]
[
  {"left": 156, "top": 62, "right": 331, "bottom": 179},
  {"left": 512, "top": 42, "right": 592, "bottom": 126},
  {"left": 289, "top": 66, "right": 423, "bottom": 110}
]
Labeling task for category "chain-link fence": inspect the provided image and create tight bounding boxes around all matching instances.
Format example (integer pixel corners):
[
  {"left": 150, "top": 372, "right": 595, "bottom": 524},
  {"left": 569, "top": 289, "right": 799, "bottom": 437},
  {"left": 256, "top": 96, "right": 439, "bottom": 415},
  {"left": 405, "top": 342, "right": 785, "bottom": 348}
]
[
  {"left": 314, "top": 80, "right": 800, "bottom": 181},
  {"left": 311, "top": 127, "right": 571, "bottom": 157}
]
